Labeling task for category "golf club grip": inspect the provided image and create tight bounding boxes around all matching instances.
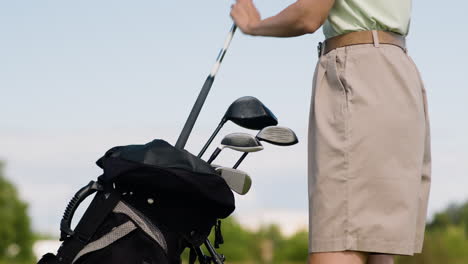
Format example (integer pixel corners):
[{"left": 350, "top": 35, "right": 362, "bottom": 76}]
[
  {"left": 207, "top": 148, "right": 222, "bottom": 164},
  {"left": 175, "top": 76, "right": 214, "bottom": 149},
  {"left": 175, "top": 24, "right": 237, "bottom": 149},
  {"left": 233, "top": 152, "right": 248, "bottom": 169}
]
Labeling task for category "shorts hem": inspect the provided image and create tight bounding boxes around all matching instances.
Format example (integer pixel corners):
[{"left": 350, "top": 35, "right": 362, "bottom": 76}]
[
  {"left": 309, "top": 237, "right": 416, "bottom": 256},
  {"left": 413, "top": 237, "right": 424, "bottom": 254}
]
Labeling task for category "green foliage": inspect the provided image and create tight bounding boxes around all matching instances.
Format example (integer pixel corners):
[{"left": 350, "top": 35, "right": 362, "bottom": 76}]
[
  {"left": 0, "top": 161, "right": 35, "bottom": 264},
  {"left": 253, "top": 224, "right": 283, "bottom": 263},
  {"left": 396, "top": 226, "right": 468, "bottom": 264},
  {"left": 276, "top": 230, "right": 308, "bottom": 262},
  {"left": 427, "top": 201, "right": 468, "bottom": 238},
  {"left": 395, "top": 200, "right": 468, "bottom": 264}
]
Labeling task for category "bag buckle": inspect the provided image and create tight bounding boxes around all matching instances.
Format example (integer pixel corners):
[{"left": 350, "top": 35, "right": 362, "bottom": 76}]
[{"left": 317, "top": 42, "right": 323, "bottom": 58}]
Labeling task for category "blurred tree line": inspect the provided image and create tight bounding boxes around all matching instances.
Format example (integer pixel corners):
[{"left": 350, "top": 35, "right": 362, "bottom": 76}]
[
  {"left": 214, "top": 218, "right": 308, "bottom": 263},
  {"left": 0, "top": 162, "right": 35, "bottom": 264}
]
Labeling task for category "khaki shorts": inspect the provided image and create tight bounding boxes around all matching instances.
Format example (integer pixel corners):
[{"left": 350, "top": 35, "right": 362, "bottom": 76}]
[{"left": 307, "top": 43, "right": 431, "bottom": 256}]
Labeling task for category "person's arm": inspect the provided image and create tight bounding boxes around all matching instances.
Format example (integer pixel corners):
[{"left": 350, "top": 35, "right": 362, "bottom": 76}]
[{"left": 230, "top": 0, "right": 335, "bottom": 37}]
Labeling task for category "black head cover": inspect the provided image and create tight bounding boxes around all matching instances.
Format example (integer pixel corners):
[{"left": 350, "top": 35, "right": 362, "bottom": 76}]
[
  {"left": 224, "top": 96, "right": 278, "bottom": 130},
  {"left": 96, "top": 140, "right": 235, "bottom": 237}
]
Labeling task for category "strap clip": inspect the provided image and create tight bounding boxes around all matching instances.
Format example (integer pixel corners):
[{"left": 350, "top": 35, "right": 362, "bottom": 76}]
[{"left": 317, "top": 42, "right": 323, "bottom": 58}]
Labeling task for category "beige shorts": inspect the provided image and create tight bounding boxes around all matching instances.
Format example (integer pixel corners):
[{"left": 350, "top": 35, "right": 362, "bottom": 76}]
[{"left": 307, "top": 43, "right": 431, "bottom": 256}]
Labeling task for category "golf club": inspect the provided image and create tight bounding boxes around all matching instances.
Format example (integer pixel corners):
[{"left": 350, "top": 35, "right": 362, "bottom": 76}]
[
  {"left": 257, "top": 125, "right": 299, "bottom": 146},
  {"left": 215, "top": 167, "right": 252, "bottom": 195},
  {"left": 206, "top": 132, "right": 263, "bottom": 164},
  {"left": 198, "top": 96, "right": 278, "bottom": 158},
  {"left": 233, "top": 126, "right": 299, "bottom": 169},
  {"left": 175, "top": 24, "right": 237, "bottom": 150}
]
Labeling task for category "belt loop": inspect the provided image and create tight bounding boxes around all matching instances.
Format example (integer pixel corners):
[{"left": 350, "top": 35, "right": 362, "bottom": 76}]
[{"left": 371, "top": 30, "right": 380, "bottom": 47}]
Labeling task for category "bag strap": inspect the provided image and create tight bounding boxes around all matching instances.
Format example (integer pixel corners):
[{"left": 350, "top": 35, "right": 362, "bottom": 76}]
[
  {"left": 189, "top": 247, "right": 197, "bottom": 264},
  {"left": 56, "top": 190, "right": 120, "bottom": 263},
  {"left": 72, "top": 221, "right": 137, "bottom": 263}
]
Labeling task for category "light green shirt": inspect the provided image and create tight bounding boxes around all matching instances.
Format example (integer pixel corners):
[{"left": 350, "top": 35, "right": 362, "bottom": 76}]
[{"left": 323, "top": 0, "right": 412, "bottom": 39}]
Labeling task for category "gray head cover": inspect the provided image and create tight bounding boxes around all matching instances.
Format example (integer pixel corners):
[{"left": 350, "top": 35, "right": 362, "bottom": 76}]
[
  {"left": 256, "top": 126, "right": 298, "bottom": 146},
  {"left": 206, "top": 132, "right": 263, "bottom": 164},
  {"left": 220, "top": 132, "right": 264, "bottom": 152},
  {"left": 215, "top": 167, "right": 252, "bottom": 195}
]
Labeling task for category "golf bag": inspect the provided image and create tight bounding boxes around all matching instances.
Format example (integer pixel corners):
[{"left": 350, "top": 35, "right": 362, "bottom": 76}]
[{"left": 38, "top": 139, "right": 235, "bottom": 264}]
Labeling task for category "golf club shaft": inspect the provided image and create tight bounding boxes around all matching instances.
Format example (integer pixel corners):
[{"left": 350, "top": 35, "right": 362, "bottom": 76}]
[
  {"left": 204, "top": 239, "right": 224, "bottom": 264},
  {"left": 233, "top": 152, "right": 248, "bottom": 169},
  {"left": 194, "top": 246, "right": 208, "bottom": 264},
  {"left": 207, "top": 148, "right": 222, "bottom": 164},
  {"left": 198, "top": 119, "right": 226, "bottom": 158},
  {"left": 175, "top": 24, "right": 237, "bottom": 149}
]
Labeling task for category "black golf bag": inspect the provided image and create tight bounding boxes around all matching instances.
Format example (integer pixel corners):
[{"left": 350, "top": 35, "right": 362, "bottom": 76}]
[{"left": 38, "top": 139, "right": 235, "bottom": 264}]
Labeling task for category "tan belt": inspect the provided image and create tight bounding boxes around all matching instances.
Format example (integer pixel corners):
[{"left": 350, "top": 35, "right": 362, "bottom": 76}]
[{"left": 318, "top": 30, "right": 406, "bottom": 57}]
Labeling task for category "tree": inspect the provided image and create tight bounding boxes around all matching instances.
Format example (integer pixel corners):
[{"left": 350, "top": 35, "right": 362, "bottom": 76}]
[
  {"left": 0, "top": 161, "right": 35, "bottom": 264},
  {"left": 277, "top": 230, "right": 308, "bottom": 263}
]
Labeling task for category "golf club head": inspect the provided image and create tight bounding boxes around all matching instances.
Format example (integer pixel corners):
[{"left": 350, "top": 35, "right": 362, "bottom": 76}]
[
  {"left": 221, "top": 132, "right": 264, "bottom": 152},
  {"left": 207, "top": 132, "right": 263, "bottom": 164},
  {"left": 215, "top": 167, "right": 252, "bottom": 195},
  {"left": 224, "top": 96, "right": 278, "bottom": 130},
  {"left": 257, "top": 126, "right": 299, "bottom": 146}
]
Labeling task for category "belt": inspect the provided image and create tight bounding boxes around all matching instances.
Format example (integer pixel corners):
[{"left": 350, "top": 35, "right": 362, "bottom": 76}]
[{"left": 317, "top": 30, "right": 406, "bottom": 57}]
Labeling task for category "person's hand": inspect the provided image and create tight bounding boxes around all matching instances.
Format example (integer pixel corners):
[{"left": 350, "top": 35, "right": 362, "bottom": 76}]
[{"left": 230, "top": 0, "right": 261, "bottom": 35}]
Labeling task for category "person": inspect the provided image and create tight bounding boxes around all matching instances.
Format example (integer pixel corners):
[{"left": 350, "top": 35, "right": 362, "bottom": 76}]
[{"left": 230, "top": 0, "right": 431, "bottom": 263}]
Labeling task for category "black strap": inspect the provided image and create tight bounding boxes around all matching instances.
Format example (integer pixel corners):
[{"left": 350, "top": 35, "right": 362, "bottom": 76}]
[
  {"left": 214, "top": 220, "right": 224, "bottom": 248},
  {"left": 56, "top": 191, "right": 120, "bottom": 263},
  {"left": 189, "top": 247, "right": 197, "bottom": 264}
]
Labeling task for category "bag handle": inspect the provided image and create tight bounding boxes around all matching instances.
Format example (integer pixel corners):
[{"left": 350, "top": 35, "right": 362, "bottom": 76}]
[{"left": 60, "top": 181, "right": 103, "bottom": 241}]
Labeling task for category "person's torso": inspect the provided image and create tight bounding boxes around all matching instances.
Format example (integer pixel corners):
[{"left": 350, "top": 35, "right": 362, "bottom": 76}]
[{"left": 323, "top": 0, "right": 412, "bottom": 39}]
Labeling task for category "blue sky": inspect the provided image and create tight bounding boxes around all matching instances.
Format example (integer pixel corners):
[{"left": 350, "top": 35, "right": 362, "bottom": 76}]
[{"left": 1, "top": 0, "right": 467, "bottom": 236}]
